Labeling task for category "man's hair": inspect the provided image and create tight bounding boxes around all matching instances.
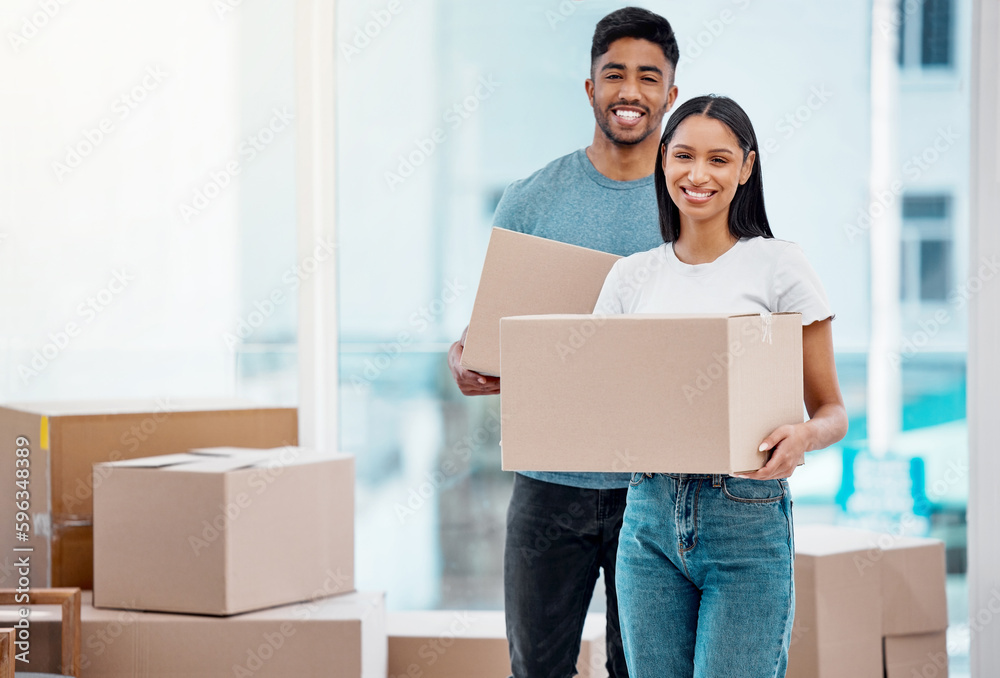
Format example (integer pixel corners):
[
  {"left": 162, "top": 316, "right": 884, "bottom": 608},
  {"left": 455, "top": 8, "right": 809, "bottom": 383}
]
[{"left": 591, "top": 7, "right": 679, "bottom": 77}]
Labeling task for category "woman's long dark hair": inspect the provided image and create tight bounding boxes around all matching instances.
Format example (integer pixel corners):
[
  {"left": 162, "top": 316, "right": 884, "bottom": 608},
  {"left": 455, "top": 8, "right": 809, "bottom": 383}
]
[{"left": 654, "top": 94, "right": 773, "bottom": 243}]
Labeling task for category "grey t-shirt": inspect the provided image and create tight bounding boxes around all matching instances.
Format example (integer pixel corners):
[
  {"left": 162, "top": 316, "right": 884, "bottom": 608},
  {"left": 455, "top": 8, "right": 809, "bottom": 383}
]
[{"left": 493, "top": 148, "right": 662, "bottom": 490}]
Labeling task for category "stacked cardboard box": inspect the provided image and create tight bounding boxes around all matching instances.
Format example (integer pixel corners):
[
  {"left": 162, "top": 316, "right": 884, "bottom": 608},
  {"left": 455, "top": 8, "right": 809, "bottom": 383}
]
[
  {"left": 884, "top": 631, "right": 949, "bottom": 678},
  {"left": 788, "top": 525, "right": 884, "bottom": 677},
  {"left": 80, "top": 590, "right": 386, "bottom": 678},
  {"left": 92, "top": 447, "right": 355, "bottom": 615},
  {"left": 0, "top": 399, "right": 298, "bottom": 589},
  {"left": 876, "top": 531, "right": 949, "bottom": 678},
  {"left": 388, "top": 610, "right": 608, "bottom": 678},
  {"left": 0, "top": 608, "right": 63, "bottom": 675},
  {"left": 788, "top": 525, "right": 949, "bottom": 678},
  {"left": 81, "top": 444, "right": 376, "bottom": 675}
]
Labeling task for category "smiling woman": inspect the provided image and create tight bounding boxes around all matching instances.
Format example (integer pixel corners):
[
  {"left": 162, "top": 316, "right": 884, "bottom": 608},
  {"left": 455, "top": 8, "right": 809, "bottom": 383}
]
[
  {"left": 594, "top": 94, "right": 847, "bottom": 677},
  {"left": 654, "top": 95, "right": 771, "bottom": 250}
]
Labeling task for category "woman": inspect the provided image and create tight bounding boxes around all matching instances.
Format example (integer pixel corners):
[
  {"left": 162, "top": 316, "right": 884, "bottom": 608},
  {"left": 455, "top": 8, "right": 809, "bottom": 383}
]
[{"left": 594, "top": 95, "right": 848, "bottom": 677}]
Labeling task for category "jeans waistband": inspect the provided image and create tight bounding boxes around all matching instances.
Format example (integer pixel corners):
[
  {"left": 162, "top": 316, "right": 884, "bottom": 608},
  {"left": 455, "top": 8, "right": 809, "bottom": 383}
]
[{"left": 648, "top": 473, "right": 726, "bottom": 487}]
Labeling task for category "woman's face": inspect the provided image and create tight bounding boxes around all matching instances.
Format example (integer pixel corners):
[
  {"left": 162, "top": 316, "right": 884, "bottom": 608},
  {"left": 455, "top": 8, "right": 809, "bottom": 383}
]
[{"left": 662, "top": 114, "right": 756, "bottom": 227}]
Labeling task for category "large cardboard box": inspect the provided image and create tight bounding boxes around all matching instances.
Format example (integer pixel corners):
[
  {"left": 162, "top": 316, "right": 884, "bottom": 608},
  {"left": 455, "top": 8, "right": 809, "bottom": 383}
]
[
  {"left": 461, "top": 227, "right": 620, "bottom": 377},
  {"left": 93, "top": 447, "right": 354, "bottom": 616},
  {"left": 79, "top": 590, "right": 387, "bottom": 678},
  {"left": 500, "top": 313, "right": 803, "bottom": 474},
  {"left": 387, "top": 611, "right": 607, "bottom": 678},
  {"left": 800, "top": 525, "right": 948, "bottom": 635},
  {"left": 877, "top": 536, "right": 949, "bottom": 635},
  {"left": 883, "top": 631, "right": 949, "bottom": 677},
  {"left": 787, "top": 525, "right": 885, "bottom": 678},
  {"left": 0, "top": 399, "right": 298, "bottom": 589}
]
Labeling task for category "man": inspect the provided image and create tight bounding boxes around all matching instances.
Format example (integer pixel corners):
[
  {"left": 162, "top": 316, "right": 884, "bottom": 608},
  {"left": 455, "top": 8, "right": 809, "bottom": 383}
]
[{"left": 448, "top": 8, "right": 679, "bottom": 677}]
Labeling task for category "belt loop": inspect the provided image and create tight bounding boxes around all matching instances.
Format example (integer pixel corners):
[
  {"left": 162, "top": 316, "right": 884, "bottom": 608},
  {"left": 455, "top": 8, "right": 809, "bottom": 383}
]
[{"left": 712, "top": 474, "right": 722, "bottom": 488}]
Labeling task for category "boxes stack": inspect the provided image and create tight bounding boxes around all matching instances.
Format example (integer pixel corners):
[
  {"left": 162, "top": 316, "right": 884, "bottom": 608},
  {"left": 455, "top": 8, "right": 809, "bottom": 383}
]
[
  {"left": 80, "top": 590, "right": 386, "bottom": 677},
  {"left": 877, "top": 532, "right": 949, "bottom": 678},
  {"left": 92, "top": 447, "right": 355, "bottom": 615},
  {"left": 82, "top": 445, "right": 384, "bottom": 677},
  {"left": 788, "top": 524, "right": 949, "bottom": 678},
  {"left": 0, "top": 399, "right": 298, "bottom": 589},
  {"left": 1, "top": 400, "right": 387, "bottom": 677},
  {"left": 387, "top": 610, "right": 608, "bottom": 678}
]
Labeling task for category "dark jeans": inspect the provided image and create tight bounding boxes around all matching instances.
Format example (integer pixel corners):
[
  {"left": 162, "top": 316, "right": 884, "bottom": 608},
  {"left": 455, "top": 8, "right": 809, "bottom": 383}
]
[{"left": 504, "top": 473, "right": 629, "bottom": 678}]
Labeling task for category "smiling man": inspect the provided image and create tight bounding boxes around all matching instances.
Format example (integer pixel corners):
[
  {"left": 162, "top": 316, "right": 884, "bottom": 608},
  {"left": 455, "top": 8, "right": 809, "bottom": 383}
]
[{"left": 447, "top": 7, "right": 679, "bottom": 678}]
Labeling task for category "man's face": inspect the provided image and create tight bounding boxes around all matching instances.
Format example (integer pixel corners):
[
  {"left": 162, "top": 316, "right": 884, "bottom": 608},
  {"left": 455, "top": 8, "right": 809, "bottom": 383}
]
[{"left": 586, "top": 37, "right": 678, "bottom": 146}]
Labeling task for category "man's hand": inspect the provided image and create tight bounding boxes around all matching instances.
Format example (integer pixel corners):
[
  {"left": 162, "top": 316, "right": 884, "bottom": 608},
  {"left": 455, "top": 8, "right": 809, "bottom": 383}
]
[{"left": 448, "top": 331, "right": 500, "bottom": 396}]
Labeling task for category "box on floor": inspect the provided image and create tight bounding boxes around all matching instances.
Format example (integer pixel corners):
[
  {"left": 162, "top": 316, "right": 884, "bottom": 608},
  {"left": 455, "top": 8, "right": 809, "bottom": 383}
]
[
  {"left": 80, "top": 590, "right": 386, "bottom": 678},
  {"left": 0, "top": 399, "right": 298, "bottom": 588},
  {"left": 788, "top": 525, "right": 885, "bottom": 678},
  {"left": 500, "top": 313, "right": 803, "bottom": 474},
  {"left": 0, "top": 607, "right": 63, "bottom": 675},
  {"left": 461, "top": 227, "right": 620, "bottom": 377},
  {"left": 883, "top": 631, "right": 949, "bottom": 677},
  {"left": 93, "top": 447, "right": 354, "bottom": 616},
  {"left": 388, "top": 610, "right": 607, "bottom": 678},
  {"left": 788, "top": 524, "right": 948, "bottom": 678}
]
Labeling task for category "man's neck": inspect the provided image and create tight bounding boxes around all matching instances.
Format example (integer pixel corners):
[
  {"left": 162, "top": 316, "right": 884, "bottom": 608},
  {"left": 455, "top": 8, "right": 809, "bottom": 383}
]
[{"left": 585, "top": 128, "right": 660, "bottom": 182}]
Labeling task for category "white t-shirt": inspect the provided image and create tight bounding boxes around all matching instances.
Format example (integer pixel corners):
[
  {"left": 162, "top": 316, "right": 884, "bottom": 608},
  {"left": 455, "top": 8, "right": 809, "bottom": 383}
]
[{"left": 594, "top": 236, "right": 834, "bottom": 323}]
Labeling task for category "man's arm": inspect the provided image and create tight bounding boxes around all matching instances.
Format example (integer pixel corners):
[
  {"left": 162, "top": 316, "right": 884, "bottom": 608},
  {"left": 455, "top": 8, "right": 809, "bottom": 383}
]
[{"left": 448, "top": 325, "right": 501, "bottom": 396}]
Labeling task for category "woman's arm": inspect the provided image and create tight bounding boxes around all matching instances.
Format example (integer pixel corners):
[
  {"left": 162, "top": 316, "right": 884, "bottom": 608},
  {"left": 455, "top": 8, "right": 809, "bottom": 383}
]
[{"left": 735, "top": 318, "right": 848, "bottom": 480}]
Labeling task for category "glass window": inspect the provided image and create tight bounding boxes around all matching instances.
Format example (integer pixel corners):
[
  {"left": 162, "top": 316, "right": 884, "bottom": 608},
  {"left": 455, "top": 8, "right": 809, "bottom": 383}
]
[
  {"left": 336, "top": 1, "right": 971, "bottom": 674},
  {"left": 899, "top": 0, "right": 954, "bottom": 68},
  {"left": 922, "top": 0, "right": 954, "bottom": 66},
  {"left": 900, "top": 194, "right": 953, "bottom": 304}
]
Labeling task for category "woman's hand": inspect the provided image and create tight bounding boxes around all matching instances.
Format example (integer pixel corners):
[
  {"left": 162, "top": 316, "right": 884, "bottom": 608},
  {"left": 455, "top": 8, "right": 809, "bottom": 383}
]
[
  {"left": 733, "top": 318, "right": 848, "bottom": 481},
  {"left": 733, "top": 423, "right": 810, "bottom": 480}
]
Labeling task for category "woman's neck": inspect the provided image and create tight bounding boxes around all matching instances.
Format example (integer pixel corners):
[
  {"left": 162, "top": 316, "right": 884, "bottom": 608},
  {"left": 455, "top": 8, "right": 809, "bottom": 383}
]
[{"left": 673, "top": 216, "right": 738, "bottom": 265}]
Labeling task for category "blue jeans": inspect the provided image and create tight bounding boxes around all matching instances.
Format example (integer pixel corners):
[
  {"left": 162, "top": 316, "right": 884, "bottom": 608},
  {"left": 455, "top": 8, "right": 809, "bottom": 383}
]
[
  {"left": 504, "top": 473, "right": 629, "bottom": 678},
  {"left": 616, "top": 473, "right": 795, "bottom": 678}
]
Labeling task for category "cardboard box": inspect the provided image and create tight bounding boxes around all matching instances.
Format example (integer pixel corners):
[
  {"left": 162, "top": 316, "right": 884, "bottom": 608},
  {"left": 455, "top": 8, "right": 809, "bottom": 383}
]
[
  {"left": 0, "top": 608, "right": 63, "bottom": 675},
  {"left": 461, "top": 228, "right": 620, "bottom": 377},
  {"left": 387, "top": 611, "right": 607, "bottom": 678},
  {"left": 499, "top": 313, "right": 803, "bottom": 474},
  {"left": 51, "top": 522, "right": 94, "bottom": 590},
  {"left": 0, "top": 399, "right": 298, "bottom": 588},
  {"left": 787, "top": 525, "right": 885, "bottom": 678},
  {"left": 798, "top": 525, "right": 947, "bottom": 635},
  {"left": 883, "top": 631, "right": 949, "bottom": 677},
  {"left": 79, "top": 590, "right": 387, "bottom": 678},
  {"left": 93, "top": 447, "right": 354, "bottom": 616},
  {"left": 878, "top": 536, "right": 949, "bottom": 635}
]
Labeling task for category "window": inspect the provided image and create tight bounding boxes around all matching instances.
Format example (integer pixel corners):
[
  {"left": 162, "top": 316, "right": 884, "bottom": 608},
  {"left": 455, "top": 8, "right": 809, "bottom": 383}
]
[
  {"left": 899, "top": 0, "right": 954, "bottom": 68},
  {"left": 900, "top": 194, "right": 953, "bottom": 304}
]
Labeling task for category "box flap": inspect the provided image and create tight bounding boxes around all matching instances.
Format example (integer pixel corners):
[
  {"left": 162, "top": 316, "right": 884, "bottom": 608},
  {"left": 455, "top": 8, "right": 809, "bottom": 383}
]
[{"left": 99, "top": 453, "right": 202, "bottom": 469}]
